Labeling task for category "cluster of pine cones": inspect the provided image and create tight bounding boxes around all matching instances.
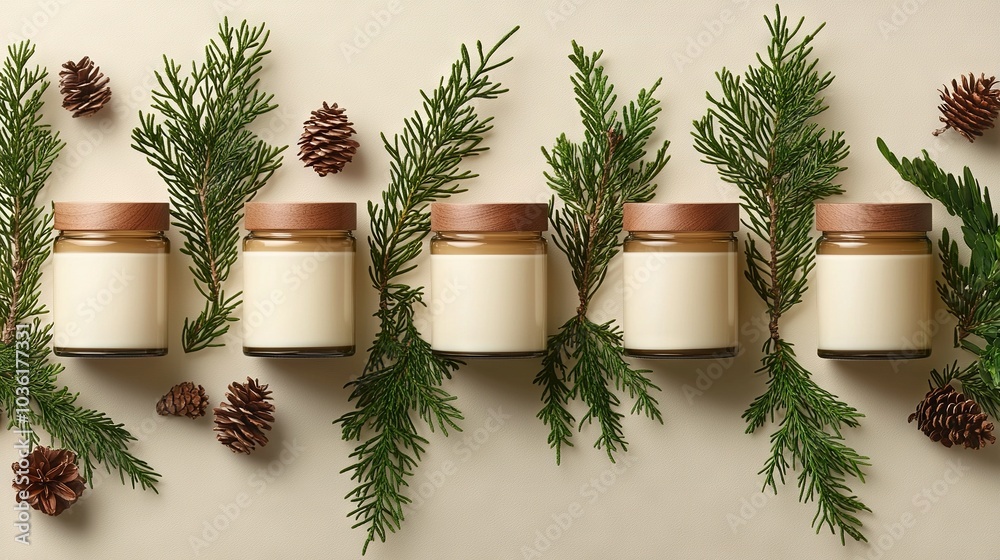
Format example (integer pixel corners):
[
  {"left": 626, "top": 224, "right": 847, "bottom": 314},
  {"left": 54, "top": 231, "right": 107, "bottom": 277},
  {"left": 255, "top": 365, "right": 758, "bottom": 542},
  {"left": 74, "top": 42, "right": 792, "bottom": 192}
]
[{"left": 157, "top": 378, "right": 275, "bottom": 455}]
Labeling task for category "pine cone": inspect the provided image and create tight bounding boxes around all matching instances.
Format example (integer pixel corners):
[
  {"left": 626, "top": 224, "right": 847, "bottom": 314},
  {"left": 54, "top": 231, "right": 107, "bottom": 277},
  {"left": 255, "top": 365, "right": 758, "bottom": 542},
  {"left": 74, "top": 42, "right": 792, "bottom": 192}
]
[
  {"left": 214, "top": 377, "right": 275, "bottom": 454},
  {"left": 933, "top": 73, "right": 1000, "bottom": 142},
  {"left": 908, "top": 384, "right": 997, "bottom": 449},
  {"left": 298, "top": 102, "right": 359, "bottom": 176},
  {"left": 11, "top": 447, "right": 86, "bottom": 516},
  {"left": 156, "top": 381, "right": 209, "bottom": 418},
  {"left": 59, "top": 57, "right": 111, "bottom": 118}
]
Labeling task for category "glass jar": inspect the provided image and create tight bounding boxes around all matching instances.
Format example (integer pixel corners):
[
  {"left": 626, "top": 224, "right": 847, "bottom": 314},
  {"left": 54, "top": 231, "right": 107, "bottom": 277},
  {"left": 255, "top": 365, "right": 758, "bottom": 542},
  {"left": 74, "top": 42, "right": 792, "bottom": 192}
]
[
  {"left": 242, "top": 202, "right": 356, "bottom": 357},
  {"left": 430, "top": 203, "right": 548, "bottom": 358},
  {"left": 622, "top": 203, "right": 739, "bottom": 358},
  {"left": 815, "top": 203, "right": 933, "bottom": 359},
  {"left": 52, "top": 202, "right": 170, "bottom": 357}
]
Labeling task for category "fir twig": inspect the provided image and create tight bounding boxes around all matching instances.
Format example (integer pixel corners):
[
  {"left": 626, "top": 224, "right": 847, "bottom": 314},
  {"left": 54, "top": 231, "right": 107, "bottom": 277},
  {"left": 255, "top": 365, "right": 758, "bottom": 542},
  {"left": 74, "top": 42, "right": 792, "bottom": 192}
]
[
  {"left": 879, "top": 139, "right": 1000, "bottom": 417},
  {"left": 0, "top": 42, "right": 158, "bottom": 491},
  {"left": 335, "top": 28, "right": 518, "bottom": 554},
  {"left": 535, "top": 43, "right": 669, "bottom": 464},
  {"left": 692, "top": 6, "right": 868, "bottom": 543},
  {"left": 132, "top": 18, "right": 286, "bottom": 352}
]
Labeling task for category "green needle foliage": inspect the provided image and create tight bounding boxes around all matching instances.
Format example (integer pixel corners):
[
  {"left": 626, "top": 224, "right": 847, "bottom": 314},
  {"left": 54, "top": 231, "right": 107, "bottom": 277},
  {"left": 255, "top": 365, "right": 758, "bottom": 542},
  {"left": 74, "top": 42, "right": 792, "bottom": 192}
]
[
  {"left": 335, "top": 28, "right": 517, "bottom": 554},
  {"left": 535, "top": 43, "right": 669, "bottom": 464},
  {"left": 132, "top": 18, "right": 286, "bottom": 353},
  {"left": 879, "top": 138, "right": 1000, "bottom": 413},
  {"left": 0, "top": 42, "right": 158, "bottom": 491},
  {"left": 692, "top": 7, "right": 869, "bottom": 543}
]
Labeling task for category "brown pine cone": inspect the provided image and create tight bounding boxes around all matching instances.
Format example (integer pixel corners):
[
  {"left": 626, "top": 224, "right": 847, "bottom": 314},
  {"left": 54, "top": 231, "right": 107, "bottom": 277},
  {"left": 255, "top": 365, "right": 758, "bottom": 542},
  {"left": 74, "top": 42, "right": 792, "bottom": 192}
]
[
  {"left": 298, "top": 102, "right": 359, "bottom": 176},
  {"left": 59, "top": 57, "right": 111, "bottom": 118},
  {"left": 11, "top": 447, "right": 86, "bottom": 516},
  {"left": 214, "top": 377, "right": 275, "bottom": 454},
  {"left": 933, "top": 73, "right": 1000, "bottom": 142},
  {"left": 156, "top": 381, "right": 209, "bottom": 419},
  {"left": 908, "top": 384, "right": 996, "bottom": 449}
]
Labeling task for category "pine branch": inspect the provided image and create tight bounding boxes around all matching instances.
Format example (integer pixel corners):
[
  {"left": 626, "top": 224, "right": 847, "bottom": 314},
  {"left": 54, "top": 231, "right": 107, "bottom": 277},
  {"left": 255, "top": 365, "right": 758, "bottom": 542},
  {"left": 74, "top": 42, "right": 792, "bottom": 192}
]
[
  {"left": 0, "top": 42, "right": 158, "bottom": 491},
  {"left": 879, "top": 141, "right": 1000, "bottom": 416},
  {"left": 335, "top": 28, "right": 518, "bottom": 555},
  {"left": 693, "top": 7, "right": 868, "bottom": 543},
  {"left": 535, "top": 42, "right": 669, "bottom": 464},
  {"left": 131, "top": 18, "right": 286, "bottom": 353}
]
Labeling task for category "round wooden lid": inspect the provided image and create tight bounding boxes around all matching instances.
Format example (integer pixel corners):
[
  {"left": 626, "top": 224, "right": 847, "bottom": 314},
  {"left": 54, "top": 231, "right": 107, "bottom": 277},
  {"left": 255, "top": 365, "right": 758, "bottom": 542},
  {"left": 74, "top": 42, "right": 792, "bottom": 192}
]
[
  {"left": 431, "top": 203, "right": 548, "bottom": 232},
  {"left": 53, "top": 202, "right": 170, "bottom": 231},
  {"left": 245, "top": 202, "right": 357, "bottom": 231},
  {"left": 815, "top": 203, "right": 932, "bottom": 232},
  {"left": 623, "top": 203, "right": 740, "bottom": 232}
]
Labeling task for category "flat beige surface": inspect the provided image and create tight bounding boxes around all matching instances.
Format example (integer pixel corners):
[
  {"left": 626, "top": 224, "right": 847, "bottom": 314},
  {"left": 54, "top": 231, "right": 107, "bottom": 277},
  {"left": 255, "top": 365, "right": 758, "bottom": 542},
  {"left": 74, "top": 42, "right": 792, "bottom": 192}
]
[{"left": 2, "top": 1, "right": 998, "bottom": 559}]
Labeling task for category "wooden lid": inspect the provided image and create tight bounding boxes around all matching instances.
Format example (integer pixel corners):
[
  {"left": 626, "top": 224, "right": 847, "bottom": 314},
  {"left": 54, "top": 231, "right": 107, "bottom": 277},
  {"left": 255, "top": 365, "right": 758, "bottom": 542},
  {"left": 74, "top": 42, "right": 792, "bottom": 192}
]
[
  {"left": 245, "top": 202, "right": 357, "bottom": 231},
  {"left": 431, "top": 203, "right": 548, "bottom": 232},
  {"left": 815, "top": 203, "right": 932, "bottom": 232},
  {"left": 623, "top": 203, "right": 740, "bottom": 232},
  {"left": 53, "top": 202, "right": 170, "bottom": 231}
]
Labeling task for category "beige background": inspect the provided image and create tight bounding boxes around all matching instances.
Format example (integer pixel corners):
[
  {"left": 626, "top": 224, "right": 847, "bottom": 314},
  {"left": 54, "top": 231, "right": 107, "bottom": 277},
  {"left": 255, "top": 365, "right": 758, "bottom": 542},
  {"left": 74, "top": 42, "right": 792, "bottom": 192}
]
[{"left": 1, "top": 0, "right": 997, "bottom": 558}]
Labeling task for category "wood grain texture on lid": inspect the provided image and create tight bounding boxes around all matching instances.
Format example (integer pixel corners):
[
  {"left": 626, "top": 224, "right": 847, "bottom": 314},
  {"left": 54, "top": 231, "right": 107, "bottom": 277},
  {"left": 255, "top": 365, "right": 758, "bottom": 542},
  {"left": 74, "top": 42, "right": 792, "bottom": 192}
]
[
  {"left": 244, "top": 202, "right": 357, "bottom": 231},
  {"left": 53, "top": 202, "right": 170, "bottom": 231},
  {"left": 623, "top": 203, "right": 740, "bottom": 232},
  {"left": 431, "top": 203, "right": 549, "bottom": 232},
  {"left": 815, "top": 203, "right": 932, "bottom": 232}
]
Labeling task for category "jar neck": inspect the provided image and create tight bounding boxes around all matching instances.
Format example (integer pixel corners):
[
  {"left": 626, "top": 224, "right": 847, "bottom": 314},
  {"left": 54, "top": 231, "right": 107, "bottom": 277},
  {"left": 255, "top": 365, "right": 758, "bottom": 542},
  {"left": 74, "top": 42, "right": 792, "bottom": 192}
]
[
  {"left": 58, "top": 230, "right": 164, "bottom": 239},
  {"left": 626, "top": 231, "right": 735, "bottom": 241},
  {"left": 821, "top": 231, "right": 927, "bottom": 241},
  {"left": 247, "top": 230, "right": 353, "bottom": 239},
  {"left": 433, "top": 231, "right": 543, "bottom": 242}
]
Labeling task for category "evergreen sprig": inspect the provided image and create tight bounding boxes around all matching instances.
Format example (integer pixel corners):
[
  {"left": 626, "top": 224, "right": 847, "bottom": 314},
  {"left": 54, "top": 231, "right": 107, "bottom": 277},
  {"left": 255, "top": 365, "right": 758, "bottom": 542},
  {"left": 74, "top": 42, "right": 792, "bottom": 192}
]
[
  {"left": 0, "top": 42, "right": 158, "bottom": 491},
  {"left": 335, "top": 28, "right": 518, "bottom": 554},
  {"left": 132, "top": 18, "right": 286, "bottom": 352},
  {"left": 692, "top": 7, "right": 869, "bottom": 543},
  {"left": 535, "top": 43, "right": 669, "bottom": 464},
  {"left": 879, "top": 139, "right": 1000, "bottom": 409}
]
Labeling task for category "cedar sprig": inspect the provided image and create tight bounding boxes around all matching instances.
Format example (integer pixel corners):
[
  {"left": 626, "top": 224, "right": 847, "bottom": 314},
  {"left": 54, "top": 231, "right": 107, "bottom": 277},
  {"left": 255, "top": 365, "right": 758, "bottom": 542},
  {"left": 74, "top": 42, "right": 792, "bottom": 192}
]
[
  {"left": 132, "top": 18, "right": 286, "bottom": 352},
  {"left": 535, "top": 42, "right": 669, "bottom": 464},
  {"left": 335, "top": 27, "right": 518, "bottom": 555},
  {"left": 692, "top": 7, "right": 869, "bottom": 543},
  {"left": 0, "top": 42, "right": 158, "bottom": 491},
  {"left": 879, "top": 140, "right": 1000, "bottom": 410}
]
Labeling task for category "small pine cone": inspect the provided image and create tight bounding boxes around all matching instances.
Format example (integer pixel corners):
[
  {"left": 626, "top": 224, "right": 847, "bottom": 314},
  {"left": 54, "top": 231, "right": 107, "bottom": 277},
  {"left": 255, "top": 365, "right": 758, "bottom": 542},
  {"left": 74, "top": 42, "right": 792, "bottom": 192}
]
[
  {"left": 59, "top": 57, "right": 111, "bottom": 118},
  {"left": 908, "top": 384, "right": 997, "bottom": 449},
  {"left": 214, "top": 377, "right": 275, "bottom": 454},
  {"left": 11, "top": 447, "right": 86, "bottom": 516},
  {"left": 298, "top": 102, "right": 359, "bottom": 176},
  {"left": 933, "top": 73, "right": 1000, "bottom": 142},
  {"left": 156, "top": 382, "right": 209, "bottom": 419}
]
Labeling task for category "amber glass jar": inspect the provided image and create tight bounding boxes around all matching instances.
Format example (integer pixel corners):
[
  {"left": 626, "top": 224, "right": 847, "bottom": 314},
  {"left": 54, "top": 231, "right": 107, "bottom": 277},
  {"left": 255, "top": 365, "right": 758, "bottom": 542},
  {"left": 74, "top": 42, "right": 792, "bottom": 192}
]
[
  {"left": 622, "top": 203, "right": 739, "bottom": 358},
  {"left": 242, "top": 202, "right": 356, "bottom": 357},
  {"left": 52, "top": 202, "right": 170, "bottom": 357},
  {"left": 430, "top": 203, "right": 548, "bottom": 358},
  {"left": 815, "top": 203, "right": 933, "bottom": 359}
]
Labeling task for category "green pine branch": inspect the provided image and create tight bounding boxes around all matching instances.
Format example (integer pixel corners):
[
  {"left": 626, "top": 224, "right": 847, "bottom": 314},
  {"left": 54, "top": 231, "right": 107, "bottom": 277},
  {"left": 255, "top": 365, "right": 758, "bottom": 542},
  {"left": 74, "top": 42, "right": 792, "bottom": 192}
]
[
  {"left": 335, "top": 28, "right": 518, "bottom": 555},
  {"left": 0, "top": 42, "right": 158, "bottom": 491},
  {"left": 535, "top": 42, "right": 669, "bottom": 464},
  {"left": 692, "top": 7, "right": 868, "bottom": 543},
  {"left": 132, "top": 18, "right": 286, "bottom": 353},
  {"left": 879, "top": 139, "right": 1000, "bottom": 408}
]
